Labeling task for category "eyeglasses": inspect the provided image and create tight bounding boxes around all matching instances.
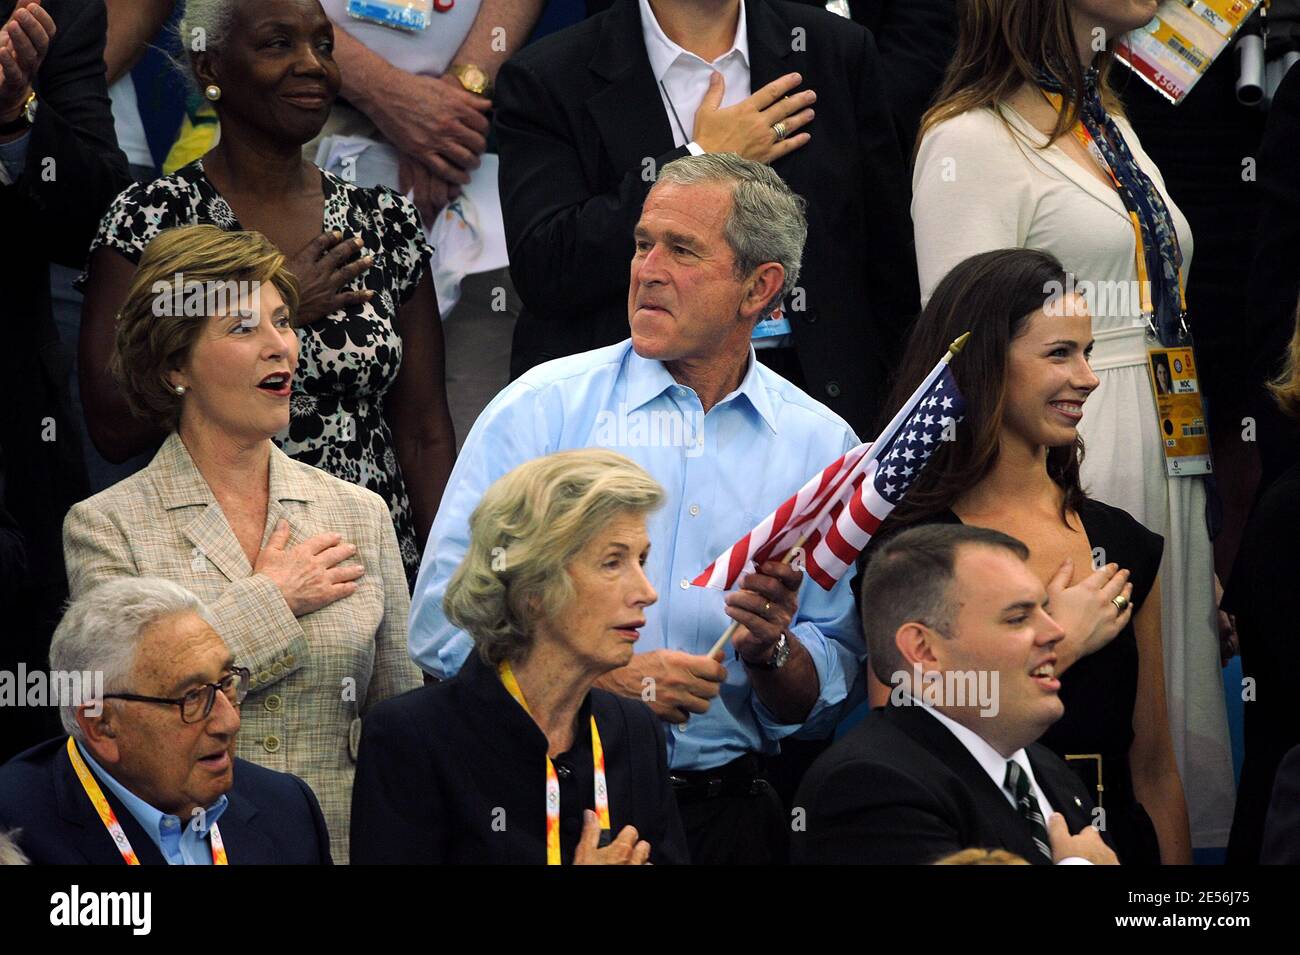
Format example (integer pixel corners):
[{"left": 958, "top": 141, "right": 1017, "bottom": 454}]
[{"left": 103, "top": 667, "right": 251, "bottom": 724}]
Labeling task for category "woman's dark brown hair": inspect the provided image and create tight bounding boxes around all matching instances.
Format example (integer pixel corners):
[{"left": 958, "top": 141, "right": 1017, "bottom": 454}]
[
  {"left": 876, "top": 248, "right": 1087, "bottom": 533},
  {"left": 917, "top": 0, "right": 1126, "bottom": 156}
]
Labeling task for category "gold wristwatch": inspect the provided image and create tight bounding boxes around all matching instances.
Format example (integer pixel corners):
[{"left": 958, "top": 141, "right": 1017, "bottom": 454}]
[{"left": 447, "top": 63, "right": 492, "bottom": 98}]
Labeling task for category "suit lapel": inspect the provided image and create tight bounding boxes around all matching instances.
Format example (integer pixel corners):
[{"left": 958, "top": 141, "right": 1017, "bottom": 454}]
[
  {"left": 54, "top": 744, "right": 168, "bottom": 865},
  {"left": 586, "top": 0, "right": 679, "bottom": 174},
  {"left": 214, "top": 779, "right": 273, "bottom": 865},
  {"left": 744, "top": 0, "right": 793, "bottom": 93},
  {"left": 885, "top": 706, "right": 1051, "bottom": 864},
  {"left": 1029, "top": 745, "right": 1092, "bottom": 831}
]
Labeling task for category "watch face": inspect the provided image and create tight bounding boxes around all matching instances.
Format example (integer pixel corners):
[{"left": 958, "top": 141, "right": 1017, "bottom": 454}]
[
  {"left": 463, "top": 66, "right": 487, "bottom": 91},
  {"left": 23, "top": 96, "right": 37, "bottom": 123}
]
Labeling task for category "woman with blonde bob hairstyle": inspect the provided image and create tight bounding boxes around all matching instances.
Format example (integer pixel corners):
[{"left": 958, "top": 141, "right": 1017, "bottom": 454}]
[
  {"left": 351, "top": 449, "right": 690, "bottom": 864},
  {"left": 64, "top": 225, "right": 422, "bottom": 862},
  {"left": 910, "top": 0, "right": 1235, "bottom": 851}
]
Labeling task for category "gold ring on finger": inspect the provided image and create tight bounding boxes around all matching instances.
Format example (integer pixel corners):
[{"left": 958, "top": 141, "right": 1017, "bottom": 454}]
[
  {"left": 763, "top": 601, "right": 772, "bottom": 614},
  {"left": 772, "top": 121, "right": 788, "bottom": 142},
  {"left": 1112, "top": 594, "right": 1129, "bottom": 613}
]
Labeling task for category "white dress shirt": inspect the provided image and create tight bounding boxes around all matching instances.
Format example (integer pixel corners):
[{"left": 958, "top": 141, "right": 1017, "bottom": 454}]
[
  {"left": 918, "top": 702, "right": 1092, "bottom": 864},
  {"left": 639, "top": 0, "right": 750, "bottom": 153}
]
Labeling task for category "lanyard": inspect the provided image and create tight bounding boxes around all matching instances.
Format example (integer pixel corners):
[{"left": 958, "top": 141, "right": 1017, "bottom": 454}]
[
  {"left": 1041, "top": 92, "right": 1188, "bottom": 339},
  {"left": 497, "top": 662, "right": 610, "bottom": 865},
  {"left": 66, "top": 737, "right": 228, "bottom": 865}
]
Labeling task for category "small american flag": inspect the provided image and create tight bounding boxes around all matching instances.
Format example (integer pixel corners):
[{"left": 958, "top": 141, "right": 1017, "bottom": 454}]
[{"left": 693, "top": 340, "right": 967, "bottom": 593}]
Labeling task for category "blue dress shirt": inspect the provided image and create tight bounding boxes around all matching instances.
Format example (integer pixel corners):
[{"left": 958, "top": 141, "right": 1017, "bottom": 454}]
[
  {"left": 0, "top": 131, "right": 31, "bottom": 186},
  {"left": 77, "top": 741, "right": 229, "bottom": 865},
  {"left": 408, "top": 339, "right": 864, "bottom": 771}
]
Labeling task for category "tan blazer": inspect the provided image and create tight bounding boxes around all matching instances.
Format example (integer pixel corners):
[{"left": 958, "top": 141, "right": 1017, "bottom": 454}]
[{"left": 63, "top": 432, "right": 422, "bottom": 862}]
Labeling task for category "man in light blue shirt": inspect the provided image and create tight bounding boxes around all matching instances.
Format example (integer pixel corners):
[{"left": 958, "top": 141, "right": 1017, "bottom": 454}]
[{"left": 409, "top": 153, "right": 864, "bottom": 863}]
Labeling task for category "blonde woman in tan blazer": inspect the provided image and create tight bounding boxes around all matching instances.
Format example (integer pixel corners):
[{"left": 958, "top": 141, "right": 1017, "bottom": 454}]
[{"left": 64, "top": 225, "right": 422, "bottom": 861}]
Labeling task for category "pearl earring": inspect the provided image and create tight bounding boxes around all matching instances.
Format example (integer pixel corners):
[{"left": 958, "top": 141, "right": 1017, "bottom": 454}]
[
  {"left": 174, "top": 385, "right": 187, "bottom": 396},
  {"left": 204, "top": 84, "right": 221, "bottom": 102}
]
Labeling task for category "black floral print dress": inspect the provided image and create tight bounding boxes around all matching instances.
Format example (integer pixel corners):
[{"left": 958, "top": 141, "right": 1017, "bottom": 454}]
[{"left": 82, "top": 158, "right": 432, "bottom": 588}]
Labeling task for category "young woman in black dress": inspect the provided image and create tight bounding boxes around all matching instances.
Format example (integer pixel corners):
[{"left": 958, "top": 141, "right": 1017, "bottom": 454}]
[{"left": 864, "top": 249, "right": 1191, "bottom": 864}]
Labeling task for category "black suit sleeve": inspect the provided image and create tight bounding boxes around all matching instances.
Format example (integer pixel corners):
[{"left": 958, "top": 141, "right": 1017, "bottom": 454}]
[
  {"left": 292, "top": 774, "right": 334, "bottom": 865},
  {"left": 852, "top": 26, "right": 920, "bottom": 364},
  {"left": 1, "top": 0, "right": 131, "bottom": 268},
  {"left": 495, "top": 55, "right": 688, "bottom": 316},
  {"left": 349, "top": 699, "right": 445, "bottom": 864},
  {"left": 1262, "top": 745, "right": 1300, "bottom": 864},
  {"left": 795, "top": 757, "right": 966, "bottom": 864},
  {"left": 865, "top": 0, "right": 957, "bottom": 156}
]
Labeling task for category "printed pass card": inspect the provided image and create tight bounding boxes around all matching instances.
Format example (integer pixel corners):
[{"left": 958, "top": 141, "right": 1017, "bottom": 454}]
[
  {"left": 347, "top": 0, "right": 433, "bottom": 33},
  {"left": 1147, "top": 345, "right": 1212, "bottom": 476},
  {"left": 1115, "top": 1, "right": 1261, "bottom": 104}
]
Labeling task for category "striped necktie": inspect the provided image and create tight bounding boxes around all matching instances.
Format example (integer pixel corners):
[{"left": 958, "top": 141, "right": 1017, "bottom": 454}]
[{"left": 1003, "top": 760, "right": 1052, "bottom": 862}]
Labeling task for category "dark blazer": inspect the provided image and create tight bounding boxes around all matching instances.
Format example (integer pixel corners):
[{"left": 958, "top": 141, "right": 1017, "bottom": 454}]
[
  {"left": 495, "top": 0, "right": 919, "bottom": 439},
  {"left": 0, "top": 737, "right": 333, "bottom": 864},
  {"left": 1262, "top": 743, "right": 1300, "bottom": 865},
  {"left": 0, "top": 0, "right": 131, "bottom": 760},
  {"left": 351, "top": 651, "right": 689, "bottom": 864},
  {"left": 791, "top": 704, "right": 1105, "bottom": 865}
]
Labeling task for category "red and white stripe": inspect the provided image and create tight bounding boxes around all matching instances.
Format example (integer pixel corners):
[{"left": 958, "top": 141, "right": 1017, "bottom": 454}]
[
  {"left": 801, "top": 458, "right": 893, "bottom": 590},
  {"left": 691, "top": 442, "right": 874, "bottom": 591}
]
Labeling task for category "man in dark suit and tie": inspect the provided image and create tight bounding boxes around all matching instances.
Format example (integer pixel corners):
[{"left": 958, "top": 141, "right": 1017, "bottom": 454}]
[
  {"left": 0, "top": 578, "right": 332, "bottom": 864},
  {"left": 495, "top": 0, "right": 919, "bottom": 441},
  {"left": 792, "top": 524, "right": 1120, "bottom": 865}
]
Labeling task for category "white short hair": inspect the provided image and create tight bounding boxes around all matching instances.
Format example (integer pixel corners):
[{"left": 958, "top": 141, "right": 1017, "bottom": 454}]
[{"left": 50, "top": 578, "right": 215, "bottom": 740}]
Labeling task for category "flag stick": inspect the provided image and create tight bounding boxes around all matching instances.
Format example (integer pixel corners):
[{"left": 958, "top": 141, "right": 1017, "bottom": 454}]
[
  {"left": 708, "top": 532, "right": 809, "bottom": 660},
  {"left": 704, "top": 333, "right": 970, "bottom": 664}
]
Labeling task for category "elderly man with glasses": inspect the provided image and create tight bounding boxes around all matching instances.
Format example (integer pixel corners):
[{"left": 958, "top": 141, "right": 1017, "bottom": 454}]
[{"left": 0, "top": 577, "right": 332, "bottom": 864}]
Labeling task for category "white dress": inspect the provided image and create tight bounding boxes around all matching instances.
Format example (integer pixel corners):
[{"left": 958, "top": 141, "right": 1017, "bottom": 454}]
[{"left": 912, "top": 104, "right": 1234, "bottom": 847}]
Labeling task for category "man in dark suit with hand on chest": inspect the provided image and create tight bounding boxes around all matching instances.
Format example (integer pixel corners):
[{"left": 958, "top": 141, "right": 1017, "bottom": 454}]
[
  {"left": 495, "top": 0, "right": 918, "bottom": 440},
  {"left": 793, "top": 524, "right": 1120, "bottom": 865}
]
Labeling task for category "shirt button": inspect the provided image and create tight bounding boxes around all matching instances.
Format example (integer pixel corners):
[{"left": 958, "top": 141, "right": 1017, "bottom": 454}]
[
  {"left": 680, "top": 578, "right": 690, "bottom": 590},
  {"left": 688, "top": 504, "right": 700, "bottom": 517},
  {"left": 262, "top": 735, "right": 281, "bottom": 753},
  {"left": 162, "top": 817, "right": 178, "bottom": 828},
  {"left": 264, "top": 694, "right": 282, "bottom": 712}
]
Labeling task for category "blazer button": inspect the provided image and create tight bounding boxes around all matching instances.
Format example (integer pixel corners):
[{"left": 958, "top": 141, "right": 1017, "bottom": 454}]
[
  {"left": 803, "top": 309, "right": 818, "bottom": 324},
  {"left": 264, "top": 694, "right": 282, "bottom": 712},
  {"left": 825, "top": 380, "right": 842, "bottom": 399},
  {"left": 262, "top": 735, "right": 281, "bottom": 753},
  {"left": 259, "top": 669, "right": 273, "bottom": 683},
  {"left": 284, "top": 654, "right": 296, "bottom": 667},
  {"left": 271, "top": 662, "right": 284, "bottom": 676}
]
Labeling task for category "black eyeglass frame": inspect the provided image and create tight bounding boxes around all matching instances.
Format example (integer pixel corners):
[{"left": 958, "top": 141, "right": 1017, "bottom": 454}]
[{"left": 102, "top": 667, "right": 252, "bottom": 724}]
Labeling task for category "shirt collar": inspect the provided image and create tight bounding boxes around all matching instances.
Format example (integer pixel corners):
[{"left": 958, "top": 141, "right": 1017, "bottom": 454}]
[
  {"left": 639, "top": 0, "right": 750, "bottom": 83},
  {"left": 76, "top": 740, "right": 230, "bottom": 843},
  {"left": 623, "top": 343, "right": 779, "bottom": 434},
  {"left": 913, "top": 699, "right": 1039, "bottom": 799}
]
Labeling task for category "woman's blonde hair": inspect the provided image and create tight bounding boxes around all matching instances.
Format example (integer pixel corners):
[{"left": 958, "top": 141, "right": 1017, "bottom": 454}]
[
  {"left": 111, "top": 224, "right": 300, "bottom": 431},
  {"left": 918, "top": 0, "right": 1126, "bottom": 156},
  {"left": 444, "top": 449, "right": 664, "bottom": 667},
  {"left": 1267, "top": 297, "right": 1300, "bottom": 421},
  {"left": 934, "top": 848, "right": 1031, "bottom": 865}
]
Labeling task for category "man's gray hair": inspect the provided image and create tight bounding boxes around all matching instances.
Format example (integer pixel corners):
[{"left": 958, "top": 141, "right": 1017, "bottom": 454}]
[
  {"left": 174, "top": 0, "right": 240, "bottom": 90},
  {"left": 50, "top": 578, "right": 215, "bottom": 740},
  {"left": 654, "top": 153, "right": 808, "bottom": 321}
]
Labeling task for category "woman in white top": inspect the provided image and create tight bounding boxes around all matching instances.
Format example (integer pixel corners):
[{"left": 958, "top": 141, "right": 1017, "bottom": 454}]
[{"left": 910, "top": 0, "right": 1234, "bottom": 850}]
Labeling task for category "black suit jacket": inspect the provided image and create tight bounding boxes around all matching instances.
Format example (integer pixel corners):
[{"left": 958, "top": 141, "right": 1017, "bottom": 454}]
[
  {"left": 0, "top": 0, "right": 130, "bottom": 759},
  {"left": 0, "top": 738, "right": 333, "bottom": 864},
  {"left": 351, "top": 651, "right": 689, "bottom": 864},
  {"left": 1262, "top": 743, "right": 1300, "bottom": 865},
  {"left": 791, "top": 704, "right": 1105, "bottom": 864},
  {"left": 496, "top": 0, "right": 919, "bottom": 438}
]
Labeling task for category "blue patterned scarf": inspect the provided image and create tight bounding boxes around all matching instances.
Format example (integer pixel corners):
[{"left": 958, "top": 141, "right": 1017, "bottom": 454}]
[{"left": 1037, "top": 67, "right": 1187, "bottom": 344}]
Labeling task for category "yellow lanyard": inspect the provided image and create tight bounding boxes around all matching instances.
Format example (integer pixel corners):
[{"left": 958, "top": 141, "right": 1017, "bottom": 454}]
[
  {"left": 66, "top": 737, "right": 228, "bottom": 865},
  {"left": 498, "top": 662, "right": 610, "bottom": 864},
  {"left": 1041, "top": 92, "right": 1188, "bottom": 330}
]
